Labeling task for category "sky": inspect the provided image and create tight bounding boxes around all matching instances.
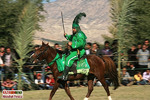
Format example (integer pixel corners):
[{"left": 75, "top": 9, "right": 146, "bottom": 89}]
[{"left": 42, "top": 0, "right": 57, "bottom": 3}]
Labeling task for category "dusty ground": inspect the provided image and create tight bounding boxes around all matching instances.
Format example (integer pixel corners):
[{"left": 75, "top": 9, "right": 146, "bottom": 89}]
[{"left": 0, "top": 85, "right": 149, "bottom": 100}]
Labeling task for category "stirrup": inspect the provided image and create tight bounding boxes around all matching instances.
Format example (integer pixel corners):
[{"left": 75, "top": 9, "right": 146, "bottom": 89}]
[
  {"left": 58, "top": 75, "right": 68, "bottom": 81},
  {"left": 62, "top": 75, "right": 68, "bottom": 81}
]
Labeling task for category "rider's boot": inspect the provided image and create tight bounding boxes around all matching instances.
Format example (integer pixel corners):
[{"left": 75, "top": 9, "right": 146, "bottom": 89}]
[{"left": 58, "top": 66, "right": 70, "bottom": 81}]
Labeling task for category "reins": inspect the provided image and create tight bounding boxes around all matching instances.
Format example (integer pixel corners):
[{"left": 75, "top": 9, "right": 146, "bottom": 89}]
[{"left": 34, "top": 46, "right": 49, "bottom": 59}]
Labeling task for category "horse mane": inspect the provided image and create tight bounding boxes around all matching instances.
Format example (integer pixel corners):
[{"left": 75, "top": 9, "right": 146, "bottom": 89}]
[{"left": 46, "top": 44, "right": 57, "bottom": 58}]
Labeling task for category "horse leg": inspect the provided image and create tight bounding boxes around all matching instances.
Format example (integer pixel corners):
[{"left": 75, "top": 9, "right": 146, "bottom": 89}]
[
  {"left": 64, "top": 82, "right": 75, "bottom": 100},
  {"left": 99, "top": 77, "right": 112, "bottom": 100},
  {"left": 49, "top": 82, "right": 59, "bottom": 100},
  {"left": 84, "top": 75, "right": 95, "bottom": 100}
]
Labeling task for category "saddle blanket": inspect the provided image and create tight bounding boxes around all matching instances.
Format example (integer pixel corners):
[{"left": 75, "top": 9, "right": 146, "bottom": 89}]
[{"left": 56, "top": 54, "right": 90, "bottom": 75}]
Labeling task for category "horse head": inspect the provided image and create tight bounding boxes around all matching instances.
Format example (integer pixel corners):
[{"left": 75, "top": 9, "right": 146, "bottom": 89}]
[{"left": 31, "top": 41, "right": 49, "bottom": 64}]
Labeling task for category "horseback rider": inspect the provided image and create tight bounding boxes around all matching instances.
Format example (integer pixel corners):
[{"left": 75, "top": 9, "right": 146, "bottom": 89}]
[{"left": 58, "top": 12, "right": 87, "bottom": 81}]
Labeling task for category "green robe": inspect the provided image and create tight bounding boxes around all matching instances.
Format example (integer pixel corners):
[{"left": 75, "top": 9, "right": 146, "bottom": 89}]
[{"left": 65, "top": 31, "right": 87, "bottom": 67}]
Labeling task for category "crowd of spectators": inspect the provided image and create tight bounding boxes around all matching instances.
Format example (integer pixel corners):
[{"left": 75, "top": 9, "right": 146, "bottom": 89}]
[
  {"left": 119, "top": 39, "right": 150, "bottom": 86},
  {"left": 54, "top": 39, "right": 150, "bottom": 86},
  {"left": 0, "top": 39, "right": 150, "bottom": 90},
  {"left": 0, "top": 45, "right": 56, "bottom": 91}
]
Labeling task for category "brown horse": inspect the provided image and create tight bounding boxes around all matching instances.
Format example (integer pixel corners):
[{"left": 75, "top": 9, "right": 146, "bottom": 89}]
[{"left": 31, "top": 42, "right": 119, "bottom": 100}]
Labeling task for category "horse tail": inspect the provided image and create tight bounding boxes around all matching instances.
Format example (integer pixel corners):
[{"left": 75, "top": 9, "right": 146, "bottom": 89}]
[{"left": 102, "top": 56, "right": 119, "bottom": 90}]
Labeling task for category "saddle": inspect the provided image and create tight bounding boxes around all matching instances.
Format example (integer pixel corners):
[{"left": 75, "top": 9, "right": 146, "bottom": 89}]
[{"left": 69, "top": 56, "right": 86, "bottom": 75}]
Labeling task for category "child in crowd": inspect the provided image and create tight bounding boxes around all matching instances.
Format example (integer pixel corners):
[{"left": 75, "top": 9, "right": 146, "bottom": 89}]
[
  {"left": 35, "top": 73, "right": 44, "bottom": 90},
  {"left": 46, "top": 74, "right": 55, "bottom": 89}
]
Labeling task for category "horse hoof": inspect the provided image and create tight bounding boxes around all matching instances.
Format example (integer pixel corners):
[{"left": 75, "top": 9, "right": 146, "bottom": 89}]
[
  {"left": 108, "top": 96, "right": 112, "bottom": 100},
  {"left": 84, "top": 97, "right": 88, "bottom": 100}
]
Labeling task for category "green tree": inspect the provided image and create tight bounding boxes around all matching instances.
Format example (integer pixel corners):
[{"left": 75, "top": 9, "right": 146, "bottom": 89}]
[
  {"left": 133, "top": 0, "right": 150, "bottom": 43},
  {"left": 110, "top": 0, "right": 135, "bottom": 50},
  {"left": 0, "top": 0, "right": 44, "bottom": 46},
  {"left": 109, "top": 0, "right": 135, "bottom": 83}
]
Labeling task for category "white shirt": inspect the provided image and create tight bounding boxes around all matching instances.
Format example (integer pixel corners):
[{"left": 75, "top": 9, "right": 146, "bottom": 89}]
[
  {"left": 143, "top": 72, "right": 150, "bottom": 80},
  {"left": 0, "top": 57, "right": 3, "bottom": 64},
  {"left": 4, "top": 54, "right": 11, "bottom": 66},
  {"left": 136, "top": 49, "right": 150, "bottom": 65},
  {"left": 35, "top": 79, "right": 44, "bottom": 84},
  {"left": 86, "top": 49, "right": 90, "bottom": 55}
]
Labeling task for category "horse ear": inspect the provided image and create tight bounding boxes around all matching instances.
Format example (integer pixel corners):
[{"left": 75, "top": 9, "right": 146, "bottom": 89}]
[
  {"left": 46, "top": 42, "right": 49, "bottom": 45},
  {"left": 42, "top": 41, "right": 45, "bottom": 45}
]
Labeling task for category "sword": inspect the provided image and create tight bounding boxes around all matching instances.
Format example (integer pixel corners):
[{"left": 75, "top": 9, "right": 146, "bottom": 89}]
[{"left": 61, "top": 11, "right": 65, "bottom": 34}]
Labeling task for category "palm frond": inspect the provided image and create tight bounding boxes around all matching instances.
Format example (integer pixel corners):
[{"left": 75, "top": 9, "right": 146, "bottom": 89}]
[{"left": 13, "top": 1, "right": 38, "bottom": 89}]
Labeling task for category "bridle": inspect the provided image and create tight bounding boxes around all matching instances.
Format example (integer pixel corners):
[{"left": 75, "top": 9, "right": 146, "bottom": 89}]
[
  {"left": 33, "top": 46, "right": 49, "bottom": 61},
  {"left": 32, "top": 45, "right": 60, "bottom": 66}
]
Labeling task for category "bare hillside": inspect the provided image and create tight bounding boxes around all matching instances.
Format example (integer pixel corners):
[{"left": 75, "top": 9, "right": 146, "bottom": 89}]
[{"left": 34, "top": 0, "right": 111, "bottom": 45}]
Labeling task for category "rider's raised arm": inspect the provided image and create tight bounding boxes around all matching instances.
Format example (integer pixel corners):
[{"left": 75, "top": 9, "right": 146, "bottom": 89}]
[{"left": 65, "top": 34, "right": 73, "bottom": 41}]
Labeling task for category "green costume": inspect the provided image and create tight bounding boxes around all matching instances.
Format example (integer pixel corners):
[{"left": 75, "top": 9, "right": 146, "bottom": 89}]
[{"left": 58, "top": 12, "right": 87, "bottom": 81}]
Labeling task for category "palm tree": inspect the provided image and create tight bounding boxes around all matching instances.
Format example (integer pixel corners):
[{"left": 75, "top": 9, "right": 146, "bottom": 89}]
[
  {"left": 13, "top": 1, "right": 38, "bottom": 90},
  {"left": 109, "top": 0, "right": 135, "bottom": 83}
]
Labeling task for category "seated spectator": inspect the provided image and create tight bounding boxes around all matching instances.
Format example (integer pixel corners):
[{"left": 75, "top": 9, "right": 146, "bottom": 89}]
[
  {"left": 46, "top": 74, "right": 55, "bottom": 89},
  {"left": 85, "top": 42, "right": 92, "bottom": 55},
  {"left": 121, "top": 67, "right": 134, "bottom": 86},
  {"left": 35, "top": 73, "right": 44, "bottom": 90},
  {"left": 45, "top": 66, "right": 52, "bottom": 74},
  {"left": 134, "top": 71, "right": 146, "bottom": 85},
  {"left": 1, "top": 78, "right": 17, "bottom": 90},
  {"left": 124, "top": 62, "right": 131, "bottom": 69},
  {"left": 14, "top": 73, "right": 31, "bottom": 85},
  {"left": 142, "top": 70, "right": 150, "bottom": 85},
  {"left": 128, "top": 63, "right": 136, "bottom": 77}
]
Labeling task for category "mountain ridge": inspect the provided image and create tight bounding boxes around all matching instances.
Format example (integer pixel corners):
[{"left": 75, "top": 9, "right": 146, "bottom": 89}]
[{"left": 34, "top": 0, "right": 111, "bottom": 45}]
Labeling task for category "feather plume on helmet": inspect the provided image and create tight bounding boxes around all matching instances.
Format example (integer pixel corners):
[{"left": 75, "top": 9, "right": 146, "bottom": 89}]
[{"left": 72, "top": 12, "right": 86, "bottom": 32}]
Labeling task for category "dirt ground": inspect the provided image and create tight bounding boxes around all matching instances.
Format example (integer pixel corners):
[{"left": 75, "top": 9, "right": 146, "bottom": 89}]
[{"left": 0, "top": 85, "right": 150, "bottom": 100}]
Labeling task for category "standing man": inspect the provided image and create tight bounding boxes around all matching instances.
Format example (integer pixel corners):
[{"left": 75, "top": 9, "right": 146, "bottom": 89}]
[
  {"left": 136, "top": 45, "right": 150, "bottom": 70},
  {"left": 54, "top": 43, "right": 63, "bottom": 54},
  {"left": 58, "top": 12, "right": 87, "bottom": 81},
  {"left": 91, "top": 43, "right": 99, "bottom": 54},
  {"left": 2, "top": 47, "right": 16, "bottom": 78},
  {"left": 101, "top": 41, "right": 112, "bottom": 56},
  {"left": 0, "top": 46, "right": 5, "bottom": 58},
  {"left": 85, "top": 42, "right": 92, "bottom": 55},
  {"left": 127, "top": 44, "right": 138, "bottom": 65},
  {"left": 144, "top": 39, "right": 150, "bottom": 51},
  {"left": 3, "top": 47, "right": 16, "bottom": 67}
]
